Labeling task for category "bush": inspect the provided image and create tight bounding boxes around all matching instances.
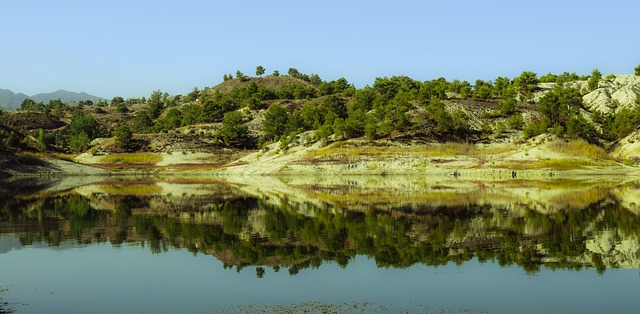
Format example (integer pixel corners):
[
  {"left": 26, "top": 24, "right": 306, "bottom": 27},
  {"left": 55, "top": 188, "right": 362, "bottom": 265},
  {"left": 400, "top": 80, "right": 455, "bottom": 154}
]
[
  {"left": 68, "top": 131, "right": 91, "bottom": 152},
  {"left": 507, "top": 114, "right": 524, "bottom": 130},
  {"left": 114, "top": 126, "right": 133, "bottom": 149},
  {"left": 523, "top": 120, "right": 547, "bottom": 138}
]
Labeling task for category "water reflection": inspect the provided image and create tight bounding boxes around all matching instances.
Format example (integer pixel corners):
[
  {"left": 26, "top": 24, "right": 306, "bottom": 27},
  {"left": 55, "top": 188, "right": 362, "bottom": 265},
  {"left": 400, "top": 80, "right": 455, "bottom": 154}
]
[{"left": 2, "top": 176, "right": 640, "bottom": 276}]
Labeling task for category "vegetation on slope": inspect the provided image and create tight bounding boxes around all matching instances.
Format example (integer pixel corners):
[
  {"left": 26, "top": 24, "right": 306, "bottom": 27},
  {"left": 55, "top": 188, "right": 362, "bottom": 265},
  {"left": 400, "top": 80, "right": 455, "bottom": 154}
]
[{"left": 1, "top": 65, "right": 640, "bottom": 165}]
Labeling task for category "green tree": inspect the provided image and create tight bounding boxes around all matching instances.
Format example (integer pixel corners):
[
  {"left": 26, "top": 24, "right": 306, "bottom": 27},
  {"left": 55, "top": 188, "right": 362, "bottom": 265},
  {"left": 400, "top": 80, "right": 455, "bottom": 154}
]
[
  {"left": 635, "top": 65, "right": 640, "bottom": 76},
  {"left": 319, "top": 95, "right": 347, "bottom": 121},
  {"left": 69, "top": 111, "right": 100, "bottom": 139},
  {"left": 256, "top": 66, "right": 265, "bottom": 77},
  {"left": 588, "top": 68, "right": 602, "bottom": 91},
  {"left": 111, "top": 96, "right": 125, "bottom": 106},
  {"left": 154, "top": 108, "right": 182, "bottom": 132},
  {"left": 37, "top": 128, "right": 46, "bottom": 150},
  {"left": 515, "top": 71, "right": 538, "bottom": 95},
  {"left": 20, "top": 98, "right": 44, "bottom": 111},
  {"left": 114, "top": 125, "right": 133, "bottom": 149},
  {"left": 68, "top": 131, "right": 91, "bottom": 152},
  {"left": 147, "top": 90, "right": 164, "bottom": 119},
  {"left": 236, "top": 70, "right": 245, "bottom": 80},
  {"left": 263, "top": 103, "right": 288, "bottom": 140},
  {"left": 538, "top": 86, "right": 583, "bottom": 127},
  {"left": 186, "top": 87, "right": 200, "bottom": 101},
  {"left": 219, "top": 111, "right": 249, "bottom": 147},
  {"left": 272, "top": 70, "right": 280, "bottom": 77},
  {"left": 131, "top": 111, "right": 154, "bottom": 133},
  {"left": 477, "top": 85, "right": 493, "bottom": 100},
  {"left": 116, "top": 102, "right": 128, "bottom": 113},
  {"left": 301, "top": 102, "right": 321, "bottom": 130}
]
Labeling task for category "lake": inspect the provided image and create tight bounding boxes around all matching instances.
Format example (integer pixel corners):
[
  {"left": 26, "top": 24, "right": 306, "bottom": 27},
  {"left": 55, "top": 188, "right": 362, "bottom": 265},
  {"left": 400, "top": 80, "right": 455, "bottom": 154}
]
[{"left": 1, "top": 175, "right": 640, "bottom": 313}]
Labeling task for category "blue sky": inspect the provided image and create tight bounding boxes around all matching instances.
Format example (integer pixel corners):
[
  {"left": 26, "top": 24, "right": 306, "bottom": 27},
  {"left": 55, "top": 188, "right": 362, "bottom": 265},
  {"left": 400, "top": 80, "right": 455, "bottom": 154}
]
[{"left": 1, "top": 0, "right": 638, "bottom": 99}]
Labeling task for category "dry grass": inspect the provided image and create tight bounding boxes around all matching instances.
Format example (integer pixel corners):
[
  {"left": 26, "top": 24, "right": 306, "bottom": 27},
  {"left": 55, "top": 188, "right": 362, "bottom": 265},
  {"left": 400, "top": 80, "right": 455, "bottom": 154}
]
[
  {"left": 495, "top": 158, "right": 615, "bottom": 170},
  {"left": 305, "top": 141, "right": 516, "bottom": 161},
  {"left": 548, "top": 139, "right": 609, "bottom": 160},
  {"left": 99, "top": 153, "right": 162, "bottom": 164}
]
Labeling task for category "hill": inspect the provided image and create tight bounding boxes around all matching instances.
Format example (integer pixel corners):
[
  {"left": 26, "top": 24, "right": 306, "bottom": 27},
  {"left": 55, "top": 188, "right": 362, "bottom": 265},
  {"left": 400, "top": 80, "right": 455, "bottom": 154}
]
[
  {"left": 209, "top": 76, "right": 312, "bottom": 94},
  {"left": 0, "top": 89, "right": 104, "bottom": 110},
  {"left": 0, "top": 89, "right": 29, "bottom": 110},
  {"left": 31, "top": 90, "right": 105, "bottom": 104}
]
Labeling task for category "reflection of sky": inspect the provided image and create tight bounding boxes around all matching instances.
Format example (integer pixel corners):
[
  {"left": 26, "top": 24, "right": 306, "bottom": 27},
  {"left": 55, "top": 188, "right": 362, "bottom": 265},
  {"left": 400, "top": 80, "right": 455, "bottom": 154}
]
[
  {"left": 0, "top": 234, "right": 21, "bottom": 254},
  {"left": 1, "top": 243, "right": 640, "bottom": 313}
]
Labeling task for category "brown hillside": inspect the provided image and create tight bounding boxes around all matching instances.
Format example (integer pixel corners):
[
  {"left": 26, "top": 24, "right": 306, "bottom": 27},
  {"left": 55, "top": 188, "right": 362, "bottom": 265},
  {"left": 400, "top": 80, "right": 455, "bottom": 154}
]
[{"left": 209, "top": 76, "right": 313, "bottom": 94}]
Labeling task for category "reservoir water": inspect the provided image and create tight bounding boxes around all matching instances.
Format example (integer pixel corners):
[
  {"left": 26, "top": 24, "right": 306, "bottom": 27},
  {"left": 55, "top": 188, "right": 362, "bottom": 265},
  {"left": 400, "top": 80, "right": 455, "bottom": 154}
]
[{"left": 1, "top": 176, "right": 640, "bottom": 313}]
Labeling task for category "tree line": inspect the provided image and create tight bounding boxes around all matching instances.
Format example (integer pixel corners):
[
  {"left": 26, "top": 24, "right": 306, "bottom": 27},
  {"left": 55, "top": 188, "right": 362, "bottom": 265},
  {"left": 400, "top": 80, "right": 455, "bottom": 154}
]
[{"left": 2, "top": 65, "right": 640, "bottom": 153}]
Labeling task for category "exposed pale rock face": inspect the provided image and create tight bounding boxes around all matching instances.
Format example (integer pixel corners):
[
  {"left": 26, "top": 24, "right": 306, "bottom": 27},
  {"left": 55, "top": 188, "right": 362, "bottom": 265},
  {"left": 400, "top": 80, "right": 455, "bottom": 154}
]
[
  {"left": 581, "top": 74, "right": 640, "bottom": 113},
  {"left": 583, "top": 88, "right": 612, "bottom": 112},
  {"left": 612, "top": 85, "right": 640, "bottom": 107}
]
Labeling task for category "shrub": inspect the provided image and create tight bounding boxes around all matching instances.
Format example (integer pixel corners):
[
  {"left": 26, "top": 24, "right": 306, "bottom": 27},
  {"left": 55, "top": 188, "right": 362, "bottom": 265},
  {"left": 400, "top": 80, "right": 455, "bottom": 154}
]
[
  {"left": 114, "top": 126, "right": 133, "bottom": 149},
  {"left": 507, "top": 114, "right": 524, "bottom": 130}
]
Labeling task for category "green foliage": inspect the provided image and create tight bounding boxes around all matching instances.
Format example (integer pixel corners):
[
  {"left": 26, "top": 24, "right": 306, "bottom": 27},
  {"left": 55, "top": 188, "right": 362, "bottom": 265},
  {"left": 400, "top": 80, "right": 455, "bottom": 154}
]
[
  {"left": 523, "top": 120, "right": 547, "bottom": 138},
  {"left": 635, "top": 65, "right": 640, "bottom": 76},
  {"left": 263, "top": 103, "right": 289, "bottom": 140},
  {"left": 315, "top": 123, "right": 333, "bottom": 141},
  {"left": 116, "top": 102, "right": 128, "bottom": 113},
  {"left": 154, "top": 108, "right": 182, "bottom": 132},
  {"left": 588, "top": 68, "right": 601, "bottom": 91},
  {"left": 319, "top": 95, "right": 347, "bottom": 121},
  {"left": 68, "top": 131, "right": 91, "bottom": 152},
  {"left": 301, "top": 102, "right": 322, "bottom": 130},
  {"left": 538, "top": 86, "right": 583, "bottom": 127},
  {"left": 539, "top": 73, "right": 558, "bottom": 83},
  {"left": 600, "top": 106, "right": 640, "bottom": 140},
  {"left": 37, "top": 128, "right": 46, "bottom": 150},
  {"left": 0, "top": 130, "right": 21, "bottom": 150},
  {"left": 565, "top": 114, "right": 598, "bottom": 142},
  {"left": 515, "top": 71, "right": 538, "bottom": 95},
  {"left": 131, "top": 111, "right": 154, "bottom": 133},
  {"left": 147, "top": 90, "right": 165, "bottom": 119},
  {"left": 114, "top": 125, "right": 133, "bottom": 149},
  {"left": 69, "top": 110, "right": 100, "bottom": 140},
  {"left": 425, "top": 100, "right": 467, "bottom": 134},
  {"left": 255, "top": 65, "right": 265, "bottom": 77},
  {"left": 186, "top": 87, "right": 200, "bottom": 101},
  {"left": 111, "top": 96, "right": 125, "bottom": 106},
  {"left": 507, "top": 114, "right": 524, "bottom": 130},
  {"left": 219, "top": 111, "right": 249, "bottom": 147},
  {"left": 476, "top": 85, "right": 493, "bottom": 100},
  {"left": 200, "top": 92, "right": 239, "bottom": 122},
  {"left": 272, "top": 70, "right": 280, "bottom": 77},
  {"left": 20, "top": 98, "right": 44, "bottom": 111}
]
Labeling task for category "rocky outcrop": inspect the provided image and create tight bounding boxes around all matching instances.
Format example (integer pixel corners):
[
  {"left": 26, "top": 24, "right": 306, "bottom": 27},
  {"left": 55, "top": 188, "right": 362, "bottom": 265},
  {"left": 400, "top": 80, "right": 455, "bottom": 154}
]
[{"left": 582, "top": 74, "right": 640, "bottom": 113}]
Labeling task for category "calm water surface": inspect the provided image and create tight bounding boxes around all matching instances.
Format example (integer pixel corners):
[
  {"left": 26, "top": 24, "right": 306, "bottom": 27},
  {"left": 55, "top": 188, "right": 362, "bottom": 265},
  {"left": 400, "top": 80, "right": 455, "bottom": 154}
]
[{"left": 1, "top": 176, "right": 640, "bottom": 313}]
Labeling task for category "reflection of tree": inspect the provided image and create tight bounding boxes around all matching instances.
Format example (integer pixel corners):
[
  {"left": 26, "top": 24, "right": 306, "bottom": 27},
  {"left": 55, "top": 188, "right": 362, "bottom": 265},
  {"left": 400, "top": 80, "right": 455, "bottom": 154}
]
[{"left": 2, "top": 187, "right": 640, "bottom": 276}]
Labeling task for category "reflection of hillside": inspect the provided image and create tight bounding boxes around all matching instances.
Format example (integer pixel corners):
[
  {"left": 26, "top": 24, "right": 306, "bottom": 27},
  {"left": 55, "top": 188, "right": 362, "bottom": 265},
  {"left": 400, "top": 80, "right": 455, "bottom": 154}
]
[{"left": 1, "top": 178, "right": 640, "bottom": 275}]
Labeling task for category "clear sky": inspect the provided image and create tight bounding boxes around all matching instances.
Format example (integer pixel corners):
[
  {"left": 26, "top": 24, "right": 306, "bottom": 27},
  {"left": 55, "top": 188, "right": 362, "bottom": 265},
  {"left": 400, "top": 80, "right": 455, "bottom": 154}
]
[{"left": 1, "top": 0, "right": 638, "bottom": 99}]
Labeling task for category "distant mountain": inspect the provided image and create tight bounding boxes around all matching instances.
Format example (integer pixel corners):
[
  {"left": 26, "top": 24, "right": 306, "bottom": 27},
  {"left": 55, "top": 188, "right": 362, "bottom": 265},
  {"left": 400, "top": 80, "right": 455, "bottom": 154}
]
[
  {"left": 0, "top": 89, "right": 29, "bottom": 110},
  {"left": 31, "top": 90, "right": 105, "bottom": 104},
  {"left": 0, "top": 89, "right": 104, "bottom": 110}
]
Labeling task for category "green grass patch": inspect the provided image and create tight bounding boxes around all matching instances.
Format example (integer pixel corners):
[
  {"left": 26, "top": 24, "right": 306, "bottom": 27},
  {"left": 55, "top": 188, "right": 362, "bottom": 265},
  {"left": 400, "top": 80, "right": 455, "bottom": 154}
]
[{"left": 100, "top": 153, "right": 162, "bottom": 164}]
